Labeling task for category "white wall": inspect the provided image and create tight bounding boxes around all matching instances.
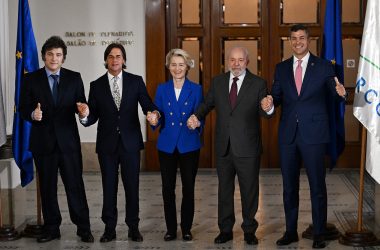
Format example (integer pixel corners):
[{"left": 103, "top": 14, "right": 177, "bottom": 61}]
[{"left": 7, "top": 0, "right": 146, "bottom": 142}]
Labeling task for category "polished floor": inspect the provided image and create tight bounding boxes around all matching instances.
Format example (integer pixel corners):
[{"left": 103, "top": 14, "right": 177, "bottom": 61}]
[{"left": 1, "top": 168, "right": 380, "bottom": 249}]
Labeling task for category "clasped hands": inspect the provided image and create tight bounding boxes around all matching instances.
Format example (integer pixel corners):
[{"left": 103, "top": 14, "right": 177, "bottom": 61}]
[
  {"left": 146, "top": 111, "right": 159, "bottom": 126},
  {"left": 76, "top": 102, "right": 89, "bottom": 118},
  {"left": 187, "top": 114, "right": 201, "bottom": 130}
]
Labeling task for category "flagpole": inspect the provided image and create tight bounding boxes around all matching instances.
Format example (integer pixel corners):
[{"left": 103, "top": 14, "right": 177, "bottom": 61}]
[{"left": 339, "top": 127, "right": 379, "bottom": 246}]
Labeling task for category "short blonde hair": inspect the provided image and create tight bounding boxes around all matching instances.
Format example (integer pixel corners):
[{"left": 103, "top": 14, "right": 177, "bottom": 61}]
[{"left": 165, "top": 48, "right": 193, "bottom": 69}]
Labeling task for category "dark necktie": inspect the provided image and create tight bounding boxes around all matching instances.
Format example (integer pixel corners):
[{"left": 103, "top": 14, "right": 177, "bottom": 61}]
[
  {"left": 229, "top": 77, "right": 238, "bottom": 109},
  {"left": 51, "top": 74, "right": 59, "bottom": 105}
]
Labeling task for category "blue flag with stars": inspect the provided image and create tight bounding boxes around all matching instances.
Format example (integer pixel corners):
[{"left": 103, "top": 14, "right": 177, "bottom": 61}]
[
  {"left": 322, "top": 0, "right": 345, "bottom": 168},
  {"left": 12, "top": 0, "right": 39, "bottom": 187}
]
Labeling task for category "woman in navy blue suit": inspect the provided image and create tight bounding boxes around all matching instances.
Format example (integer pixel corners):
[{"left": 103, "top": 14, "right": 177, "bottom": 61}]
[{"left": 151, "top": 49, "right": 203, "bottom": 241}]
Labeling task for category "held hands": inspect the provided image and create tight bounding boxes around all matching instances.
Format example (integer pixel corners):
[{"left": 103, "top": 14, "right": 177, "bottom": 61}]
[
  {"left": 187, "top": 114, "right": 201, "bottom": 130},
  {"left": 261, "top": 95, "right": 273, "bottom": 112},
  {"left": 33, "top": 103, "right": 43, "bottom": 121},
  {"left": 147, "top": 111, "right": 159, "bottom": 126},
  {"left": 76, "top": 102, "right": 89, "bottom": 118},
  {"left": 335, "top": 77, "right": 347, "bottom": 97}
]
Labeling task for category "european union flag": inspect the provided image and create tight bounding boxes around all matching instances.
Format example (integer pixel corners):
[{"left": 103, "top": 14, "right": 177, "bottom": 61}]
[
  {"left": 322, "top": 0, "right": 345, "bottom": 168},
  {"left": 12, "top": 0, "right": 39, "bottom": 187}
]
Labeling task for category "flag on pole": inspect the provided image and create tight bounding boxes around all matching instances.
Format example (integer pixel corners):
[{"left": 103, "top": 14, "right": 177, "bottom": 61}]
[
  {"left": 321, "top": 0, "right": 345, "bottom": 168},
  {"left": 12, "top": 0, "right": 39, "bottom": 187},
  {"left": 353, "top": 0, "right": 380, "bottom": 183}
]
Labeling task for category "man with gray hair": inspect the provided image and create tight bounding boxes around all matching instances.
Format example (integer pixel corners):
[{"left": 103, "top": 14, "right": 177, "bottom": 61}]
[{"left": 187, "top": 47, "right": 272, "bottom": 245}]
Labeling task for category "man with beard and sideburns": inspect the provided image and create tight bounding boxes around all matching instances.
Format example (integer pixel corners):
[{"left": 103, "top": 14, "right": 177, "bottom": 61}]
[{"left": 187, "top": 47, "right": 273, "bottom": 245}]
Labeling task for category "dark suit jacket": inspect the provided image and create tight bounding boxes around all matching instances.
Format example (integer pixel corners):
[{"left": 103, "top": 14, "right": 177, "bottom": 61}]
[
  {"left": 271, "top": 53, "right": 344, "bottom": 145},
  {"left": 195, "top": 70, "right": 270, "bottom": 157},
  {"left": 84, "top": 71, "right": 157, "bottom": 154},
  {"left": 20, "top": 67, "right": 86, "bottom": 155}
]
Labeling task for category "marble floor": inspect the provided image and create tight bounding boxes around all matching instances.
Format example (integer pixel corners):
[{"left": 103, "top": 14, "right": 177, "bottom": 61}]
[{"left": 1, "top": 168, "right": 380, "bottom": 249}]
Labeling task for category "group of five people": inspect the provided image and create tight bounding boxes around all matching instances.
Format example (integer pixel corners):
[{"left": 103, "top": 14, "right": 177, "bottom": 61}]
[{"left": 19, "top": 24, "right": 346, "bottom": 249}]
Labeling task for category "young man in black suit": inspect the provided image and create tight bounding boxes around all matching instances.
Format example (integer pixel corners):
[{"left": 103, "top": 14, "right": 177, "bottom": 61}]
[{"left": 19, "top": 36, "right": 93, "bottom": 243}]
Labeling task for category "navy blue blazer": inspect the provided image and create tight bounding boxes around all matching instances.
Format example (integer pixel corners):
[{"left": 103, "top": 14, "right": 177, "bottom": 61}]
[
  {"left": 153, "top": 79, "right": 203, "bottom": 154},
  {"left": 84, "top": 71, "right": 157, "bottom": 154},
  {"left": 271, "top": 53, "right": 344, "bottom": 145}
]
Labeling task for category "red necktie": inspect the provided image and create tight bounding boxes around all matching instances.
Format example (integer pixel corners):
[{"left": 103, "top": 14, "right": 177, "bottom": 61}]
[
  {"left": 229, "top": 77, "right": 238, "bottom": 108},
  {"left": 295, "top": 60, "right": 302, "bottom": 95}
]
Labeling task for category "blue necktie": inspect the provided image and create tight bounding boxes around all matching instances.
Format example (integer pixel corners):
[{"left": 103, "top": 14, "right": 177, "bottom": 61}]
[{"left": 51, "top": 74, "right": 59, "bottom": 105}]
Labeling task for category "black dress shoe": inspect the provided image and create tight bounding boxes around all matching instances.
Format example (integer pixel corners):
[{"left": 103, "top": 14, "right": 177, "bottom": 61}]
[
  {"left": 276, "top": 232, "right": 299, "bottom": 246},
  {"left": 128, "top": 229, "right": 143, "bottom": 242},
  {"left": 182, "top": 232, "right": 193, "bottom": 241},
  {"left": 77, "top": 231, "right": 94, "bottom": 243},
  {"left": 312, "top": 239, "right": 326, "bottom": 248},
  {"left": 164, "top": 232, "right": 177, "bottom": 241},
  {"left": 214, "top": 232, "right": 233, "bottom": 244},
  {"left": 99, "top": 232, "right": 116, "bottom": 243},
  {"left": 37, "top": 232, "right": 61, "bottom": 243},
  {"left": 244, "top": 233, "right": 258, "bottom": 245}
]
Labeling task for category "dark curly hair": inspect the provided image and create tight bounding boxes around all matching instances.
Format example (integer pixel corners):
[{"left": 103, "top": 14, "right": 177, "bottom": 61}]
[{"left": 41, "top": 36, "right": 67, "bottom": 62}]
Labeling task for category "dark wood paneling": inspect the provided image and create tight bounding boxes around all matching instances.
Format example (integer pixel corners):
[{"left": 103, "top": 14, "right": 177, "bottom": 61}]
[
  {"left": 145, "top": 0, "right": 166, "bottom": 171},
  {"left": 145, "top": 0, "right": 365, "bottom": 169}
]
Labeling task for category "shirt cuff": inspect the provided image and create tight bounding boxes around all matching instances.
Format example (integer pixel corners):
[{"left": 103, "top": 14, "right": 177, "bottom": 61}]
[
  {"left": 79, "top": 116, "right": 88, "bottom": 124},
  {"left": 266, "top": 106, "right": 274, "bottom": 115}
]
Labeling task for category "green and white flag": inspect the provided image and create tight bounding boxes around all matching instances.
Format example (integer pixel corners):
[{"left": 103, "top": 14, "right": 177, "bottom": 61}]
[{"left": 353, "top": 0, "right": 380, "bottom": 183}]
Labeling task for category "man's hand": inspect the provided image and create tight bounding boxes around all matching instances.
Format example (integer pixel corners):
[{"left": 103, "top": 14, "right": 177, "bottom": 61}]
[
  {"left": 335, "top": 77, "right": 346, "bottom": 97},
  {"left": 187, "top": 114, "right": 200, "bottom": 130},
  {"left": 76, "top": 102, "right": 89, "bottom": 118},
  {"left": 33, "top": 103, "right": 42, "bottom": 121},
  {"left": 147, "top": 111, "right": 159, "bottom": 126},
  {"left": 261, "top": 95, "right": 273, "bottom": 112}
]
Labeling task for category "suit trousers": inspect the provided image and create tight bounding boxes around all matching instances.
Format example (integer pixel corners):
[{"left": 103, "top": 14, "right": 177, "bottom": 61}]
[
  {"left": 215, "top": 142, "right": 260, "bottom": 233},
  {"left": 158, "top": 149, "right": 200, "bottom": 234},
  {"left": 33, "top": 147, "right": 90, "bottom": 233},
  {"left": 97, "top": 137, "right": 141, "bottom": 233},
  {"left": 279, "top": 125, "right": 327, "bottom": 236}
]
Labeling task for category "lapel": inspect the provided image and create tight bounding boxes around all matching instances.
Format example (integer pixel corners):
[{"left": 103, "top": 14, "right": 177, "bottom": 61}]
[
  {"left": 177, "top": 79, "right": 192, "bottom": 112},
  {"left": 300, "top": 54, "right": 316, "bottom": 96},
  {"left": 100, "top": 73, "right": 118, "bottom": 111},
  {"left": 235, "top": 70, "right": 253, "bottom": 109},
  {"left": 56, "top": 68, "right": 69, "bottom": 107},
  {"left": 164, "top": 80, "right": 180, "bottom": 118},
  {"left": 287, "top": 58, "right": 299, "bottom": 97},
  {"left": 221, "top": 73, "right": 231, "bottom": 111},
  {"left": 119, "top": 71, "right": 130, "bottom": 111},
  {"left": 40, "top": 68, "right": 55, "bottom": 105}
]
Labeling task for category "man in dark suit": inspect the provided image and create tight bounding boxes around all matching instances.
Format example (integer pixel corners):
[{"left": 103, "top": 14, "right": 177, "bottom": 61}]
[
  {"left": 187, "top": 47, "right": 272, "bottom": 245},
  {"left": 19, "top": 36, "right": 93, "bottom": 243},
  {"left": 79, "top": 43, "right": 159, "bottom": 243},
  {"left": 262, "top": 24, "right": 346, "bottom": 249}
]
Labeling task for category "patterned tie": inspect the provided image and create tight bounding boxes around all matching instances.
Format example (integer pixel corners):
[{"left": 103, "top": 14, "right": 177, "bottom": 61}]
[
  {"left": 295, "top": 59, "right": 303, "bottom": 95},
  {"left": 51, "top": 74, "right": 59, "bottom": 105},
  {"left": 229, "top": 77, "right": 238, "bottom": 109},
  {"left": 112, "top": 76, "right": 121, "bottom": 109}
]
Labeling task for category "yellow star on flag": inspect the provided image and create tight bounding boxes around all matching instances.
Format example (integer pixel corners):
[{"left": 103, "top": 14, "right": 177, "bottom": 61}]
[
  {"left": 330, "top": 59, "right": 336, "bottom": 65},
  {"left": 16, "top": 51, "right": 22, "bottom": 59}
]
